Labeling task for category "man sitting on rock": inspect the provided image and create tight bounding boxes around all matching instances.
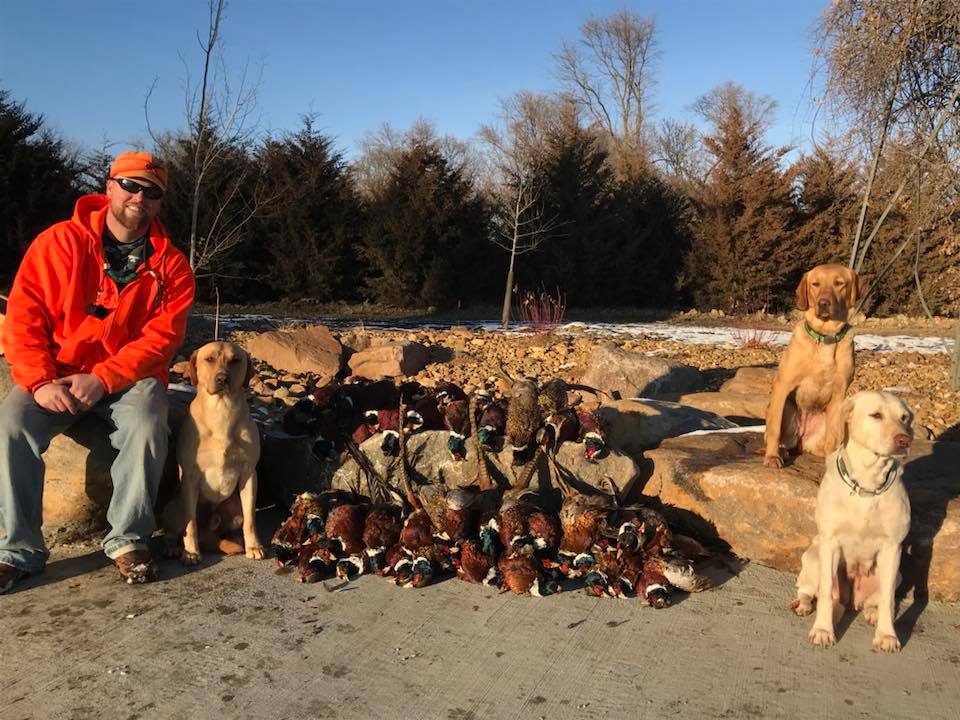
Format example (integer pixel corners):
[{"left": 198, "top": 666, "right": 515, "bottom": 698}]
[{"left": 0, "top": 151, "right": 195, "bottom": 592}]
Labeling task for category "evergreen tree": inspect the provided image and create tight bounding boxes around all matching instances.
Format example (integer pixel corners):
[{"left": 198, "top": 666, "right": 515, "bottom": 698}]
[
  {"left": 253, "top": 118, "right": 362, "bottom": 302},
  {"left": 357, "top": 140, "right": 493, "bottom": 307},
  {"left": 611, "top": 170, "right": 694, "bottom": 307},
  {"left": 791, "top": 144, "right": 860, "bottom": 273},
  {"left": 683, "top": 97, "right": 798, "bottom": 313},
  {"left": 0, "top": 89, "right": 83, "bottom": 285},
  {"left": 527, "top": 116, "right": 620, "bottom": 306}
]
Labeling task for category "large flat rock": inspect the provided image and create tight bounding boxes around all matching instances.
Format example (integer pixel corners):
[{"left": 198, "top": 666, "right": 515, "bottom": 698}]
[
  {"left": 596, "top": 398, "right": 737, "bottom": 458},
  {"left": 243, "top": 325, "right": 343, "bottom": 384},
  {"left": 641, "top": 431, "right": 960, "bottom": 601},
  {"left": 332, "top": 430, "right": 639, "bottom": 500},
  {"left": 346, "top": 341, "right": 430, "bottom": 379},
  {"left": 719, "top": 366, "right": 777, "bottom": 394},
  {"left": 662, "top": 391, "right": 768, "bottom": 425},
  {"left": 580, "top": 343, "right": 703, "bottom": 398},
  {"left": 258, "top": 428, "right": 339, "bottom": 508}
]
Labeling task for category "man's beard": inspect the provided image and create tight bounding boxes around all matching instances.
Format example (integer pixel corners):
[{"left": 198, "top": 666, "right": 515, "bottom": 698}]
[{"left": 110, "top": 201, "right": 151, "bottom": 235}]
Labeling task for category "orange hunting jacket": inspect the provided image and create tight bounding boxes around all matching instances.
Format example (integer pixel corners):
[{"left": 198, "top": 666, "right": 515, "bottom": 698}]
[{"left": 3, "top": 195, "right": 195, "bottom": 395}]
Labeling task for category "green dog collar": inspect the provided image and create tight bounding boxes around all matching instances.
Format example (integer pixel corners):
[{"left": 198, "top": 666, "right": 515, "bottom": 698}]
[{"left": 804, "top": 320, "right": 850, "bottom": 345}]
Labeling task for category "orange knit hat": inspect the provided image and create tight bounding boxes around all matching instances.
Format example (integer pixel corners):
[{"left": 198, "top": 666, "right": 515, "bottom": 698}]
[{"left": 109, "top": 151, "right": 168, "bottom": 192}]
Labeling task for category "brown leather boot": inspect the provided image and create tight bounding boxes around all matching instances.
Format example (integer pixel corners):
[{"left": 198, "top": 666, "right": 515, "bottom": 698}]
[
  {"left": 114, "top": 549, "right": 158, "bottom": 585},
  {"left": 0, "top": 562, "right": 26, "bottom": 595}
]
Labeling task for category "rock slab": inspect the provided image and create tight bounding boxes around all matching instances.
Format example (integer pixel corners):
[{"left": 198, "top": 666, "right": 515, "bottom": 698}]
[
  {"left": 596, "top": 398, "right": 737, "bottom": 458},
  {"left": 332, "top": 430, "right": 640, "bottom": 501},
  {"left": 665, "top": 391, "right": 769, "bottom": 425},
  {"left": 581, "top": 343, "right": 703, "bottom": 399},
  {"left": 243, "top": 325, "right": 343, "bottom": 384},
  {"left": 258, "top": 428, "right": 339, "bottom": 509},
  {"left": 347, "top": 341, "right": 430, "bottom": 378},
  {"left": 719, "top": 366, "right": 777, "bottom": 395}
]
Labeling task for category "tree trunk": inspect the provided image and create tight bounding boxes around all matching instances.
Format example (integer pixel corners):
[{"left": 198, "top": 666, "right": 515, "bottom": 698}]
[
  {"left": 848, "top": 101, "right": 893, "bottom": 268},
  {"left": 189, "top": 187, "right": 200, "bottom": 270},
  {"left": 952, "top": 306, "right": 960, "bottom": 390},
  {"left": 501, "top": 246, "right": 517, "bottom": 329}
]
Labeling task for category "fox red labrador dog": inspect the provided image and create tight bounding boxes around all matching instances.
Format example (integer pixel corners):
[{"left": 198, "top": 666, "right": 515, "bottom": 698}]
[{"left": 763, "top": 263, "right": 868, "bottom": 468}]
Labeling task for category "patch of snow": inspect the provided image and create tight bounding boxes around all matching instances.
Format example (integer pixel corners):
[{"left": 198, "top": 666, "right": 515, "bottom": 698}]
[
  {"left": 195, "top": 314, "right": 954, "bottom": 355},
  {"left": 167, "top": 382, "right": 197, "bottom": 395},
  {"left": 551, "top": 321, "right": 953, "bottom": 355},
  {"left": 678, "top": 426, "right": 766, "bottom": 437}
]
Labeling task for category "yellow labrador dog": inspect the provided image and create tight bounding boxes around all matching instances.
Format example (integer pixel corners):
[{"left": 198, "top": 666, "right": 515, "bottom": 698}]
[
  {"left": 165, "top": 341, "right": 264, "bottom": 564},
  {"left": 792, "top": 390, "right": 913, "bottom": 653},
  {"left": 764, "top": 263, "right": 868, "bottom": 468}
]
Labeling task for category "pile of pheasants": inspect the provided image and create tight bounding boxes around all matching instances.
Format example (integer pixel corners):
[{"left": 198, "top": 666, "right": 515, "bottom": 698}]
[{"left": 272, "top": 373, "right": 715, "bottom": 606}]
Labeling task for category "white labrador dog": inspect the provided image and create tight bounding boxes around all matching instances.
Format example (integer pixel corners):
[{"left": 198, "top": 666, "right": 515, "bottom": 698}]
[{"left": 792, "top": 390, "right": 913, "bottom": 653}]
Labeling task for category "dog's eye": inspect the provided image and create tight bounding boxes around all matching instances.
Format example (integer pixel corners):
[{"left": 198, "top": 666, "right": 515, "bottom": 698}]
[
  {"left": 227, "top": 356, "right": 239, "bottom": 363},
  {"left": 204, "top": 356, "right": 215, "bottom": 363},
  {"left": 870, "top": 412, "right": 882, "bottom": 419},
  {"left": 811, "top": 281, "right": 820, "bottom": 287}
]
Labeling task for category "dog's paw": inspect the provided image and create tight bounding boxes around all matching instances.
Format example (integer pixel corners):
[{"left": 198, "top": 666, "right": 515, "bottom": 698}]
[
  {"left": 245, "top": 545, "right": 265, "bottom": 560},
  {"left": 791, "top": 595, "right": 814, "bottom": 617},
  {"left": 863, "top": 605, "right": 879, "bottom": 626},
  {"left": 180, "top": 549, "right": 201, "bottom": 566},
  {"left": 763, "top": 455, "right": 784, "bottom": 469},
  {"left": 872, "top": 631, "right": 901, "bottom": 653},
  {"left": 162, "top": 541, "right": 182, "bottom": 560},
  {"left": 809, "top": 625, "right": 835, "bottom": 648}
]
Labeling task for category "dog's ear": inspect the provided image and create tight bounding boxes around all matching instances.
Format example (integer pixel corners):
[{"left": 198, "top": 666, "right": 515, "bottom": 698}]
[
  {"left": 852, "top": 272, "right": 872, "bottom": 307},
  {"left": 187, "top": 349, "right": 199, "bottom": 387},
  {"left": 839, "top": 395, "right": 856, "bottom": 446},
  {"left": 795, "top": 272, "right": 810, "bottom": 310},
  {"left": 243, "top": 348, "right": 257, "bottom": 386}
]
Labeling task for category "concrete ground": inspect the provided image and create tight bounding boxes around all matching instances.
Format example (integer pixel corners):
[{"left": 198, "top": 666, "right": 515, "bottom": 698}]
[{"left": 2, "top": 512, "right": 959, "bottom": 720}]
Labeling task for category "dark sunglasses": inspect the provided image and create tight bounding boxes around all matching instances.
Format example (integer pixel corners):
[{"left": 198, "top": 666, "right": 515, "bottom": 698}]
[{"left": 111, "top": 176, "right": 164, "bottom": 200}]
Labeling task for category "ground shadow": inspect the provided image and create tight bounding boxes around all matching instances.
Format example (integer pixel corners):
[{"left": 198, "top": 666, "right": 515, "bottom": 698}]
[
  {"left": 426, "top": 345, "right": 455, "bottom": 365},
  {"left": 726, "top": 416, "right": 765, "bottom": 428},
  {"left": 938, "top": 421, "right": 960, "bottom": 443},
  {"left": 898, "top": 435, "right": 960, "bottom": 607},
  {"left": 829, "top": 608, "right": 859, "bottom": 643},
  {"left": 7, "top": 549, "right": 113, "bottom": 595}
]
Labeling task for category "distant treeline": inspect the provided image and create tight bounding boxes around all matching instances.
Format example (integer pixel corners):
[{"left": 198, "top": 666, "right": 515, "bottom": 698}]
[{"left": 1, "top": 86, "right": 956, "bottom": 316}]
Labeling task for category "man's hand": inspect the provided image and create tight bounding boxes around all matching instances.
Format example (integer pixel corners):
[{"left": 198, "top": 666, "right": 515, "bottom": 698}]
[
  {"left": 34, "top": 382, "right": 81, "bottom": 414},
  {"left": 52, "top": 373, "right": 106, "bottom": 412}
]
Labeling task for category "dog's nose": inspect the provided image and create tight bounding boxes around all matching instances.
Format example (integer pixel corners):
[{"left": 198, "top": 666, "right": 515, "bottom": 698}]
[
  {"left": 816, "top": 298, "right": 831, "bottom": 312},
  {"left": 894, "top": 433, "right": 912, "bottom": 450},
  {"left": 214, "top": 373, "right": 228, "bottom": 386}
]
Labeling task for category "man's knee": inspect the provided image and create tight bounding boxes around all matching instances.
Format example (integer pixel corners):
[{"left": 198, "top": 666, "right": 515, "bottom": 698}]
[
  {"left": 112, "top": 379, "right": 169, "bottom": 443},
  {"left": 0, "top": 388, "right": 42, "bottom": 442}
]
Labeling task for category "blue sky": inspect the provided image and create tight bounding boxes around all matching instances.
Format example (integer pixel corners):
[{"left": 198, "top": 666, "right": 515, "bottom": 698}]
[{"left": 1, "top": 1, "right": 826, "bottom": 160}]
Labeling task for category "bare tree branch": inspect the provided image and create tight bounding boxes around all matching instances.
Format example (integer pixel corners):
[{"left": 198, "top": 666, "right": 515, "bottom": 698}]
[
  {"left": 555, "top": 9, "right": 658, "bottom": 177},
  {"left": 145, "top": 0, "right": 269, "bottom": 278}
]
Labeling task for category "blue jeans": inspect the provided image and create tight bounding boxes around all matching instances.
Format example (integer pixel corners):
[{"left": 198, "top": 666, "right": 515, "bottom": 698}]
[{"left": 0, "top": 377, "right": 168, "bottom": 573}]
